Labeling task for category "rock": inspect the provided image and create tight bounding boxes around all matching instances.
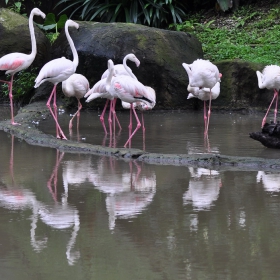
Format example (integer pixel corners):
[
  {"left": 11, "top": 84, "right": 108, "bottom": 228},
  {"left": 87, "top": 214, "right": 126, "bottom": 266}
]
[
  {"left": 0, "top": 8, "right": 51, "bottom": 101},
  {"left": 250, "top": 122, "right": 280, "bottom": 149},
  {"left": 49, "top": 21, "right": 203, "bottom": 110}
]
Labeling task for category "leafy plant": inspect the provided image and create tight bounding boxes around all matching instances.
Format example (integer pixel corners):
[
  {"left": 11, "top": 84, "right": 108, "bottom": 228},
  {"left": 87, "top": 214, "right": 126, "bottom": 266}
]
[
  {"left": 55, "top": 0, "right": 186, "bottom": 28},
  {"left": 5, "top": 0, "right": 24, "bottom": 13},
  {"left": 1, "top": 68, "right": 38, "bottom": 100},
  {"left": 37, "top": 13, "right": 68, "bottom": 44}
]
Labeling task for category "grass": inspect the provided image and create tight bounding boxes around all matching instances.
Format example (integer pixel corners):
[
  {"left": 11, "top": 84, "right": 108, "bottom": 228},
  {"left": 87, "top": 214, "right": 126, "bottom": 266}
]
[{"left": 169, "top": 3, "right": 280, "bottom": 65}]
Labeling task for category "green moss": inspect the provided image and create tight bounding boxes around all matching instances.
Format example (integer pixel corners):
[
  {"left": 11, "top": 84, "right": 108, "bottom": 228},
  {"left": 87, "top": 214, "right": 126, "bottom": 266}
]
[{"left": 0, "top": 8, "right": 26, "bottom": 30}]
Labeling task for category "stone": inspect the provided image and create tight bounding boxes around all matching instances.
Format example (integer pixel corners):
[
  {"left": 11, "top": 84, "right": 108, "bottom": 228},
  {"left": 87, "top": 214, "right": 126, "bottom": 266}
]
[{"left": 49, "top": 21, "right": 203, "bottom": 110}]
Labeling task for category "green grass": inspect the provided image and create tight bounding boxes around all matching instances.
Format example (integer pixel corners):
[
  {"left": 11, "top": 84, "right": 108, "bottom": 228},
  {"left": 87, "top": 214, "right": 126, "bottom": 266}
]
[{"left": 170, "top": 4, "right": 280, "bottom": 65}]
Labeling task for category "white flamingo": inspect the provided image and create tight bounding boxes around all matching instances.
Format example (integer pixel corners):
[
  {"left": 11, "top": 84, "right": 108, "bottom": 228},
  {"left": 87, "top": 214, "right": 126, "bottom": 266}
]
[
  {"left": 187, "top": 80, "right": 221, "bottom": 134},
  {"left": 62, "top": 73, "right": 90, "bottom": 132},
  {"left": 256, "top": 65, "right": 280, "bottom": 127},
  {"left": 0, "top": 8, "right": 46, "bottom": 125},
  {"left": 34, "top": 19, "right": 79, "bottom": 140},
  {"left": 182, "top": 59, "right": 221, "bottom": 135},
  {"left": 85, "top": 53, "right": 140, "bottom": 134}
]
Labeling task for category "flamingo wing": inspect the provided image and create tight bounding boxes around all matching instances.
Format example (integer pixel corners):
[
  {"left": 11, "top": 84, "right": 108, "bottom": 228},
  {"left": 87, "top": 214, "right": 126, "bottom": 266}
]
[
  {"left": 34, "top": 57, "right": 76, "bottom": 87},
  {"left": 0, "top": 53, "right": 32, "bottom": 74}
]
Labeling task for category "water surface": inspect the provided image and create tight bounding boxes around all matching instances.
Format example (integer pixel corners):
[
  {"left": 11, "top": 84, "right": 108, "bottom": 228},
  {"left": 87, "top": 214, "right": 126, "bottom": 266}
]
[{"left": 0, "top": 107, "right": 280, "bottom": 279}]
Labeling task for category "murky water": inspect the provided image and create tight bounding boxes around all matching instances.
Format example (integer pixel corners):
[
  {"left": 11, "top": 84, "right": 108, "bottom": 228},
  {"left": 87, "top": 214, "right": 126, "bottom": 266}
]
[{"left": 1, "top": 106, "right": 280, "bottom": 279}]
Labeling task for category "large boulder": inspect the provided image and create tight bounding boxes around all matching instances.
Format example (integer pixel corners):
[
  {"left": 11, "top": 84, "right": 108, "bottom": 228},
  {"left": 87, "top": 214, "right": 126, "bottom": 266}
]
[
  {"left": 48, "top": 21, "right": 203, "bottom": 110},
  {"left": 0, "top": 8, "right": 51, "bottom": 102}
]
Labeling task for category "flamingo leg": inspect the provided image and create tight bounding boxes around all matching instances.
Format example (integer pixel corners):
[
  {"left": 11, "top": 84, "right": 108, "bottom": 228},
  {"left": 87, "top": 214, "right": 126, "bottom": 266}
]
[
  {"left": 262, "top": 90, "right": 278, "bottom": 127},
  {"left": 124, "top": 104, "right": 141, "bottom": 148},
  {"left": 108, "top": 100, "right": 113, "bottom": 135},
  {"left": 46, "top": 85, "right": 67, "bottom": 140},
  {"left": 100, "top": 99, "right": 109, "bottom": 134},
  {"left": 141, "top": 112, "right": 146, "bottom": 151},
  {"left": 0, "top": 75, "right": 20, "bottom": 125},
  {"left": 112, "top": 98, "right": 122, "bottom": 131},
  {"left": 203, "top": 100, "right": 207, "bottom": 134},
  {"left": 205, "top": 90, "right": 212, "bottom": 135},
  {"left": 274, "top": 89, "right": 279, "bottom": 124},
  {"left": 69, "top": 98, "right": 82, "bottom": 130}
]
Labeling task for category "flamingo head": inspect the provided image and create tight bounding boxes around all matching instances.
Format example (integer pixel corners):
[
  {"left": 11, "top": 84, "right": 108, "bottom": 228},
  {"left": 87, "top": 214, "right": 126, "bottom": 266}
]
[
  {"left": 32, "top": 8, "right": 46, "bottom": 19},
  {"left": 128, "top": 54, "right": 140, "bottom": 67}
]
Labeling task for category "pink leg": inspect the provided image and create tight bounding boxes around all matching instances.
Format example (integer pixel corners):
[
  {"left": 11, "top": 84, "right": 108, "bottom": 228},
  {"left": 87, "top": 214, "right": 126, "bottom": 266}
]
[
  {"left": 262, "top": 90, "right": 278, "bottom": 127},
  {"left": 141, "top": 112, "right": 146, "bottom": 151},
  {"left": 69, "top": 98, "right": 82, "bottom": 130},
  {"left": 108, "top": 100, "right": 113, "bottom": 135},
  {"left": 0, "top": 76, "right": 20, "bottom": 125},
  {"left": 46, "top": 85, "right": 67, "bottom": 140},
  {"left": 274, "top": 89, "right": 279, "bottom": 124},
  {"left": 100, "top": 99, "right": 109, "bottom": 134},
  {"left": 124, "top": 104, "right": 141, "bottom": 148},
  {"left": 112, "top": 98, "right": 122, "bottom": 131},
  {"left": 205, "top": 91, "right": 212, "bottom": 135},
  {"left": 203, "top": 100, "right": 207, "bottom": 134}
]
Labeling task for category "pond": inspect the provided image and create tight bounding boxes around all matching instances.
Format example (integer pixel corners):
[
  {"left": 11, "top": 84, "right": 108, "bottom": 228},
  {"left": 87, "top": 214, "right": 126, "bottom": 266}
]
[{"left": 0, "top": 106, "right": 280, "bottom": 279}]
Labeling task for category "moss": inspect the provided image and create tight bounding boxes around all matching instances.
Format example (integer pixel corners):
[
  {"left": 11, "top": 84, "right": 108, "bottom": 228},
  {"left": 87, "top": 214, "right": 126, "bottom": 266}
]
[{"left": 0, "top": 8, "right": 27, "bottom": 30}]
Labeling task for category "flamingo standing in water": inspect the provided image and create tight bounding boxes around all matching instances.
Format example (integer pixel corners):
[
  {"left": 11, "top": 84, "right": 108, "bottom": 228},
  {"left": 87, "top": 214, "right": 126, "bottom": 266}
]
[
  {"left": 34, "top": 19, "right": 79, "bottom": 140},
  {"left": 85, "top": 53, "right": 140, "bottom": 134},
  {"left": 0, "top": 8, "right": 46, "bottom": 125},
  {"left": 182, "top": 59, "right": 221, "bottom": 135},
  {"left": 256, "top": 65, "right": 280, "bottom": 128},
  {"left": 62, "top": 73, "right": 89, "bottom": 134},
  {"left": 187, "top": 80, "right": 221, "bottom": 134}
]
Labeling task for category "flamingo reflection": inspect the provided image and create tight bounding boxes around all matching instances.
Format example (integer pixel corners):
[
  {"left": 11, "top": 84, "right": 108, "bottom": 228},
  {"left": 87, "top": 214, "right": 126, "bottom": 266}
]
[
  {"left": 183, "top": 167, "right": 221, "bottom": 211},
  {"left": 0, "top": 142, "right": 80, "bottom": 266},
  {"left": 88, "top": 157, "right": 156, "bottom": 230},
  {"left": 257, "top": 171, "right": 280, "bottom": 192}
]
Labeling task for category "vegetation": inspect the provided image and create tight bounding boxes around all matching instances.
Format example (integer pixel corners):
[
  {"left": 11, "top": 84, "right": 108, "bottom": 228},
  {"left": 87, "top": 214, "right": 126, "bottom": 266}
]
[
  {"left": 55, "top": 0, "right": 187, "bottom": 28},
  {"left": 170, "top": 2, "right": 280, "bottom": 65}
]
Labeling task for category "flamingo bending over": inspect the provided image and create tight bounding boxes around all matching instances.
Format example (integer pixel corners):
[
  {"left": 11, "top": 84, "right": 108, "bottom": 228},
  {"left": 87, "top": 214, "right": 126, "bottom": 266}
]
[
  {"left": 85, "top": 54, "right": 140, "bottom": 134},
  {"left": 187, "top": 80, "right": 221, "bottom": 134},
  {"left": 183, "top": 59, "right": 221, "bottom": 135},
  {"left": 256, "top": 65, "right": 280, "bottom": 128},
  {"left": 62, "top": 73, "right": 89, "bottom": 131},
  {"left": 34, "top": 19, "right": 79, "bottom": 140},
  {"left": 0, "top": 8, "right": 46, "bottom": 125}
]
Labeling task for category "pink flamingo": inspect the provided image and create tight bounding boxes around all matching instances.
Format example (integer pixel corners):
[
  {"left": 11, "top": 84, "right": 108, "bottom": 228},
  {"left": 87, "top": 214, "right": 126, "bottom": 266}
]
[
  {"left": 187, "top": 79, "right": 221, "bottom": 135},
  {"left": 107, "top": 63, "right": 155, "bottom": 148},
  {"left": 85, "top": 54, "right": 140, "bottom": 134},
  {"left": 34, "top": 19, "right": 79, "bottom": 140},
  {"left": 182, "top": 59, "right": 221, "bottom": 135},
  {"left": 121, "top": 86, "right": 156, "bottom": 150},
  {"left": 0, "top": 8, "right": 45, "bottom": 125},
  {"left": 256, "top": 65, "right": 280, "bottom": 128},
  {"left": 62, "top": 73, "right": 89, "bottom": 134}
]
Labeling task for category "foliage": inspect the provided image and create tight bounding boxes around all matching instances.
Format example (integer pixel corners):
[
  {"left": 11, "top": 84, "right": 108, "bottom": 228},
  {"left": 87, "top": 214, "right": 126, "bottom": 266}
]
[
  {"left": 37, "top": 13, "right": 68, "bottom": 44},
  {"left": 55, "top": 0, "right": 187, "bottom": 28},
  {"left": 5, "top": 0, "right": 24, "bottom": 13},
  {"left": 1, "top": 67, "right": 38, "bottom": 100},
  {"left": 170, "top": 3, "right": 280, "bottom": 65}
]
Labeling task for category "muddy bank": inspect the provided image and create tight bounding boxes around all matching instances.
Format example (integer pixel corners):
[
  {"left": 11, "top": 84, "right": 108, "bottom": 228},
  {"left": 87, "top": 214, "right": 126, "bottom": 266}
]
[{"left": 0, "top": 102, "right": 279, "bottom": 171}]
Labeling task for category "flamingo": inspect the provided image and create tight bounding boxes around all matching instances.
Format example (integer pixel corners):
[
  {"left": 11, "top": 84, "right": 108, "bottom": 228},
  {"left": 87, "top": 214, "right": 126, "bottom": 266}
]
[
  {"left": 0, "top": 8, "right": 46, "bottom": 125},
  {"left": 182, "top": 59, "right": 221, "bottom": 135},
  {"left": 34, "top": 19, "right": 79, "bottom": 140},
  {"left": 256, "top": 65, "right": 280, "bottom": 128},
  {"left": 85, "top": 54, "right": 140, "bottom": 134},
  {"left": 187, "top": 80, "right": 221, "bottom": 135},
  {"left": 62, "top": 73, "right": 89, "bottom": 133},
  {"left": 107, "top": 64, "right": 155, "bottom": 148}
]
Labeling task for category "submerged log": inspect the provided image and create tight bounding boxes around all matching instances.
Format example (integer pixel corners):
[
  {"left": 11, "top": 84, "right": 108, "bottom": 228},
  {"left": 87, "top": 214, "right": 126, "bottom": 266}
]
[{"left": 250, "top": 122, "right": 280, "bottom": 148}]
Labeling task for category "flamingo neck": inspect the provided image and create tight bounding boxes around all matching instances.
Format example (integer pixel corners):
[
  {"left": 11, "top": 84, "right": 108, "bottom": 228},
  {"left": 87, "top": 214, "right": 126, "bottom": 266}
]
[
  {"left": 105, "top": 64, "right": 114, "bottom": 92},
  {"left": 29, "top": 10, "right": 37, "bottom": 60},
  {"left": 123, "top": 56, "right": 137, "bottom": 80},
  {"left": 65, "top": 23, "right": 79, "bottom": 70}
]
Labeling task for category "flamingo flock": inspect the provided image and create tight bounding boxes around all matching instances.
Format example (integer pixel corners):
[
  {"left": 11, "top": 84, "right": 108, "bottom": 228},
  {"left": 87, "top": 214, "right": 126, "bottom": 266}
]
[{"left": 2, "top": 7, "right": 277, "bottom": 150}]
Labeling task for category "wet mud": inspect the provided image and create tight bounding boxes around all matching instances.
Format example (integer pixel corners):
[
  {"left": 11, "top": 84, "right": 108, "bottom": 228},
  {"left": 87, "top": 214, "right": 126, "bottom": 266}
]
[{"left": 0, "top": 102, "right": 279, "bottom": 171}]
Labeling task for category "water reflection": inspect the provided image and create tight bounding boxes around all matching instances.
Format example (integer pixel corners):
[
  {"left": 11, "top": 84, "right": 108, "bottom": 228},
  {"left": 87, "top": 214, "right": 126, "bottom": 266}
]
[
  {"left": 257, "top": 171, "right": 280, "bottom": 193},
  {"left": 0, "top": 140, "right": 80, "bottom": 266},
  {"left": 183, "top": 167, "right": 221, "bottom": 211},
  {"left": 89, "top": 157, "right": 156, "bottom": 230}
]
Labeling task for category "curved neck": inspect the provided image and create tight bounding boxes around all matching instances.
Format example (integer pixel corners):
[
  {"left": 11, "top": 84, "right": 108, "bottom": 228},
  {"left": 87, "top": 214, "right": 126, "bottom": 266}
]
[
  {"left": 29, "top": 10, "right": 37, "bottom": 60},
  {"left": 123, "top": 56, "right": 137, "bottom": 80},
  {"left": 105, "top": 63, "right": 114, "bottom": 92},
  {"left": 65, "top": 23, "right": 79, "bottom": 69}
]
